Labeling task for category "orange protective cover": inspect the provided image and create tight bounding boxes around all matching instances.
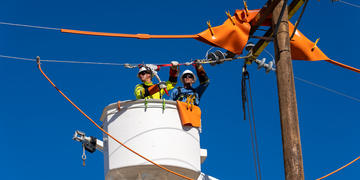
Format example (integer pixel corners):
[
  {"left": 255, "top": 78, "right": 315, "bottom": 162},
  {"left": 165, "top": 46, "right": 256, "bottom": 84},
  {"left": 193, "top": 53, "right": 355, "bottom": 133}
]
[
  {"left": 196, "top": 9, "right": 260, "bottom": 55},
  {"left": 176, "top": 101, "right": 201, "bottom": 128},
  {"left": 289, "top": 22, "right": 329, "bottom": 61},
  {"left": 288, "top": 22, "right": 359, "bottom": 73}
]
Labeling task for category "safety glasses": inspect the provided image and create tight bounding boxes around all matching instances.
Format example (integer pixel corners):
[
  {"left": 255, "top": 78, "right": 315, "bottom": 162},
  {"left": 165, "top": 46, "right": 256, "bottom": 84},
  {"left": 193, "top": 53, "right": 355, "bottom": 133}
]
[
  {"left": 183, "top": 74, "right": 194, "bottom": 79},
  {"left": 139, "top": 71, "right": 150, "bottom": 75}
]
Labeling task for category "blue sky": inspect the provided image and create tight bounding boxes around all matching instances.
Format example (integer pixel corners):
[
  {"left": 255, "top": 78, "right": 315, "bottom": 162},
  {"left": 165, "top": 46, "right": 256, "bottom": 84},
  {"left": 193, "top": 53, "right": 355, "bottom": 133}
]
[{"left": 1, "top": 0, "right": 359, "bottom": 179}]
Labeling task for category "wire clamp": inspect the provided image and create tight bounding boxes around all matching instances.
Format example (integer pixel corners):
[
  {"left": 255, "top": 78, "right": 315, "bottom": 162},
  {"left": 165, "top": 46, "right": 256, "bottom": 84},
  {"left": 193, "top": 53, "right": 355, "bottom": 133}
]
[
  {"left": 124, "top": 63, "right": 137, "bottom": 69},
  {"left": 36, "top": 56, "right": 41, "bottom": 65}
]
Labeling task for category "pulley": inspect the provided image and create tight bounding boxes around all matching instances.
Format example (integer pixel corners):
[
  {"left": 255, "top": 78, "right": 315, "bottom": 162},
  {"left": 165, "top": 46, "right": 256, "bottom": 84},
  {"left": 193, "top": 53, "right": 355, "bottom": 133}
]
[{"left": 207, "top": 50, "right": 236, "bottom": 66}]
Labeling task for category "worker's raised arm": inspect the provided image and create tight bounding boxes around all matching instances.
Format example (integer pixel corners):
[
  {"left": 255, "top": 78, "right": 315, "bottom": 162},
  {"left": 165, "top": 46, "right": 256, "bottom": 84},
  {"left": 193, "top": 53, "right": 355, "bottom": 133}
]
[
  {"left": 194, "top": 61, "right": 209, "bottom": 84},
  {"left": 166, "top": 61, "right": 179, "bottom": 91}
]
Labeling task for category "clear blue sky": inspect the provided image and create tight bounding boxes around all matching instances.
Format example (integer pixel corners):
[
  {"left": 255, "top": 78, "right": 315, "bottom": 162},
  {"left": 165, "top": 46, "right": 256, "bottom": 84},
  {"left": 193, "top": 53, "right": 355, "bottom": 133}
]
[{"left": 1, "top": 0, "right": 359, "bottom": 179}]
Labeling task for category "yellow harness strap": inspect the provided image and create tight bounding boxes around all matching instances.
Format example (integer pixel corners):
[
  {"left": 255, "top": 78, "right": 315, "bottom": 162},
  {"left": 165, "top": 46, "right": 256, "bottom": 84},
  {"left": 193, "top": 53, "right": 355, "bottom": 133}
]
[{"left": 185, "top": 95, "right": 195, "bottom": 111}]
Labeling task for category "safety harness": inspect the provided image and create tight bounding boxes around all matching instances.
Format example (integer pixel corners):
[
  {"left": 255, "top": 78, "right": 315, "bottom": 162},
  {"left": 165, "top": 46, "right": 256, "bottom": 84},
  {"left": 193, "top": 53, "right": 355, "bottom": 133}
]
[
  {"left": 175, "top": 87, "right": 198, "bottom": 106},
  {"left": 142, "top": 83, "right": 163, "bottom": 99}
]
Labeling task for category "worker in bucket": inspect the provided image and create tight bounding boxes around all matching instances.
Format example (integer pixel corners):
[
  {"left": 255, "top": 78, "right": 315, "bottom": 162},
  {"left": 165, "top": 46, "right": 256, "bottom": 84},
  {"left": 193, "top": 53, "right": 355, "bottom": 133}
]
[
  {"left": 170, "top": 60, "right": 209, "bottom": 106},
  {"left": 134, "top": 61, "right": 179, "bottom": 99}
]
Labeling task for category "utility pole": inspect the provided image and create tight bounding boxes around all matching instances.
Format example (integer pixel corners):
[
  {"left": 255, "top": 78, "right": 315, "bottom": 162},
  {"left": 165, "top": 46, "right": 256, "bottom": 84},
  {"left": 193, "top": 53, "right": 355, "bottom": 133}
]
[{"left": 272, "top": 0, "right": 305, "bottom": 179}]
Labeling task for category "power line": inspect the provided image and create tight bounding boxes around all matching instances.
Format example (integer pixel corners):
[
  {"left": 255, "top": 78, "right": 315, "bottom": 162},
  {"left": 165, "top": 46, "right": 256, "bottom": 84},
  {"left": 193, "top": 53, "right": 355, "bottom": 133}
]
[
  {"left": 0, "top": 54, "right": 35, "bottom": 61},
  {"left": 0, "top": 21, "right": 60, "bottom": 31},
  {"left": 0, "top": 53, "right": 250, "bottom": 69},
  {"left": 294, "top": 76, "right": 360, "bottom": 103},
  {"left": 0, "top": 54, "right": 137, "bottom": 67},
  {"left": 334, "top": 0, "right": 360, "bottom": 8}
]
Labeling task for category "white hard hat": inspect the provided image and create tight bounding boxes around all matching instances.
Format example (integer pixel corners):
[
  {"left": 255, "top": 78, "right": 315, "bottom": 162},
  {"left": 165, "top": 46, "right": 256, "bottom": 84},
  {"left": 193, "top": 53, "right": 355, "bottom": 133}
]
[
  {"left": 137, "top": 66, "right": 153, "bottom": 78},
  {"left": 180, "top": 69, "right": 196, "bottom": 84}
]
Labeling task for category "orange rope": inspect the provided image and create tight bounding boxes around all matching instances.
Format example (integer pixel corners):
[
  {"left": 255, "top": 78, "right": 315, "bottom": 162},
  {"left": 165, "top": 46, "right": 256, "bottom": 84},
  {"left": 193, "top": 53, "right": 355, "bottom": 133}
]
[
  {"left": 36, "top": 59, "right": 193, "bottom": 180},
  {"left": 317, "top": 155, "right": 360, "bottom": 180},
  {"left": 61, "top": 29, "right": 198, "bottom": 39}
]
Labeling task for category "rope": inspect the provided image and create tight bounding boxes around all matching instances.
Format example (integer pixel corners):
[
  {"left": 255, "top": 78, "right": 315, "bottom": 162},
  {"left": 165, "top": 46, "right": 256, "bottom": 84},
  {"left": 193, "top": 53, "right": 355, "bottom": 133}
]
[
  {"left": 36, "top": 58, "right": 193, "bottom": 180},
  {"left": 316, "top": 155, "right": 360, "bottom": 180},
  {"left": 0, "top": 21, "right": 60, "bottom": 30},
  {"left": 247, "top": 69, "right": 262, "bottom": 180},
  {"left": 242, "top": 65, "right": 262, "bottom": 180}
]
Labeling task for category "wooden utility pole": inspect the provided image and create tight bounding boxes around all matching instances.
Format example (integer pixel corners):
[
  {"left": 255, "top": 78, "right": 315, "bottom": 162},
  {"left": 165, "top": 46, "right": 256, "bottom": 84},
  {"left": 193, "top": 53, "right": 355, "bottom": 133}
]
[{"left": 272, "top": 0, "right": 305, "bottom": 179}]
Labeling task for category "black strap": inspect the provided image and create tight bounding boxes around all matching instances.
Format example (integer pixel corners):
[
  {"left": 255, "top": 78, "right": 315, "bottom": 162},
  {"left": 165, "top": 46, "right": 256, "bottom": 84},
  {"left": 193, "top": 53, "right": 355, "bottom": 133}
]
[
  {"left": 142, "top": 83, "right": 150, "bottom": 97},
  {"left": 241, "top": 65, "right": 249, "bottom": 120},
  {"left": 175, "top": 87, "right": 197, "bottom": 101}
]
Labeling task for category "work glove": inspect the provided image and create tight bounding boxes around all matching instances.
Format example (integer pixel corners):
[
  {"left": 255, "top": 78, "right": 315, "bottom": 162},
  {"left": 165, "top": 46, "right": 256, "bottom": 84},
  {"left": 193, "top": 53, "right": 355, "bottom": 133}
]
[
  {"left": 158, "top": 81, "right": 167, "bottom": 89},
  {"left": 170, "top": 61, "right": 179, "bottom": 69},
  {"left": 193, "top": 59, "right": 202, "bottom": 69},
  {"left": 146, "top": 64, "right": 159, "bottom": 72}
]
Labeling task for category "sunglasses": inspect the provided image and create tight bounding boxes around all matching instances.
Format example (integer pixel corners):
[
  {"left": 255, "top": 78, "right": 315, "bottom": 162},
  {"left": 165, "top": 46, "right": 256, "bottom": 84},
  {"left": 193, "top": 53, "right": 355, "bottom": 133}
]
[
  {"left": 183, "top": 74, "right": 194, "bottom": 79},
  {"left": 139, "top": 71, "right": 150, "bottom": 75}
]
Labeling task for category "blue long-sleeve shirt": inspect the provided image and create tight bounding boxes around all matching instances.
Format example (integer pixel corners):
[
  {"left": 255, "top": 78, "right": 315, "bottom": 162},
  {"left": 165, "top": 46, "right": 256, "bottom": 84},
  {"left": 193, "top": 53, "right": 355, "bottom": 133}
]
[{"left": 170, "top": 81, "right": 209, "bottom": 106}]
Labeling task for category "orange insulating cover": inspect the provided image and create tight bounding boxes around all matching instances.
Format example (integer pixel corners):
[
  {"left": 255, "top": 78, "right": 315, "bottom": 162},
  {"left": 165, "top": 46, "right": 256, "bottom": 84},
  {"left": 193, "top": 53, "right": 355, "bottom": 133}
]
[
  {"left": 289, "top": 22, "right": 360, "bottom": 73},
  {"left": 196, "top": 9, "right": 260, "bottom": 55},
  {"left": 60, "top": 29, "right": 197, "bottom": 39},
  {"left": 289, "top": 22, "right": 329, "bottom": 61},
  {"left": 176, "top": 101, "right": 201, "bottom": 128}
]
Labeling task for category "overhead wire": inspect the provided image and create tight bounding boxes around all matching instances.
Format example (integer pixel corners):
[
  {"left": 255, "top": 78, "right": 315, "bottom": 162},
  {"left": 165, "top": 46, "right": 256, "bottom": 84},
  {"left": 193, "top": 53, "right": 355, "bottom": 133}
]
[
  {"left": 294, "top": 75, "right": 360, "bottom": 179},
  {"left": 290, "top": 0, "right": 309, "bottom": 40},
  {"left": 0, "top": 54, "right": 137, "bottom": 67},
  {"left": 36, "top": 58, "right": 193, "bottom": 180},
  {"left": 3, "top": 53, "right": 358, "bottom": 105},
  {"left": 0, "top": 53, "right": 250, "bottom": 68},
  {"left": 294, "top": 76, "right": 360, "bottom": 103},
  {"left": 273, "top": 0, "right": 288, "bottom": 38},
  {"left": 316, "top": 155, "right": 360, "bottom": 180},
  {"left": 0, "top": 21, "right": 60, "bottom": 30},
  {"left": 334, "top": 0, "right": 360, "bottom": 8},
  {"left": 2, "top": 14, "right": 359, "bottom": 180}
]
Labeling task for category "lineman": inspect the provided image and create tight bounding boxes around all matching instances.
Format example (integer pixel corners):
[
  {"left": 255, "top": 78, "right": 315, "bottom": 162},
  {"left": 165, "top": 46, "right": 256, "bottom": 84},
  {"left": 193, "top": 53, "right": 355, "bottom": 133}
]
[
  {"left": 170, "top": 61, "right": 209, "bottom": 106},
  {"left": 134, "top": 62, "right": 179, "bottom": 99}
]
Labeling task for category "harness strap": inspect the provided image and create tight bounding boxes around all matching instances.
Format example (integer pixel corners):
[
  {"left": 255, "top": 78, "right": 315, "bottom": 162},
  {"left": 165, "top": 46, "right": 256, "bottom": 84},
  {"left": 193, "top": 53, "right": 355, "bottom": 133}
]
[{"left": 176, "top": 87, "right": 197, "bottom": 102}]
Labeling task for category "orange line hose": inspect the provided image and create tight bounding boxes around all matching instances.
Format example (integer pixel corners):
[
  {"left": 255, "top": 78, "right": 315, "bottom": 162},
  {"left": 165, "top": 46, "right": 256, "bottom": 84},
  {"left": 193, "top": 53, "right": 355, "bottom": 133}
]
[
  {"left": 325, "top": 59, "right": 360, "bottom": 73},
  {"left": 36, "top": 60, "right": 193, "bottom": 180},
  {"left": 61, "top": 29, "right": 198, "bottom": 39},
  {"left": 317, "top": 155, "right": 360, "bottom": 180}
]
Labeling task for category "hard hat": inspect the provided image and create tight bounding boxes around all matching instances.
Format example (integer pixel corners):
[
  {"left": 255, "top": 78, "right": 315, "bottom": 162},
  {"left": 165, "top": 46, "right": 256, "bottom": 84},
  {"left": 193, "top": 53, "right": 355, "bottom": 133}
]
[
  {"left": 137, "top": 66, "right": 153, "bottom": 78},
  {"left": 180, "top": 69, "right": 196, "bottom": 84}
]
